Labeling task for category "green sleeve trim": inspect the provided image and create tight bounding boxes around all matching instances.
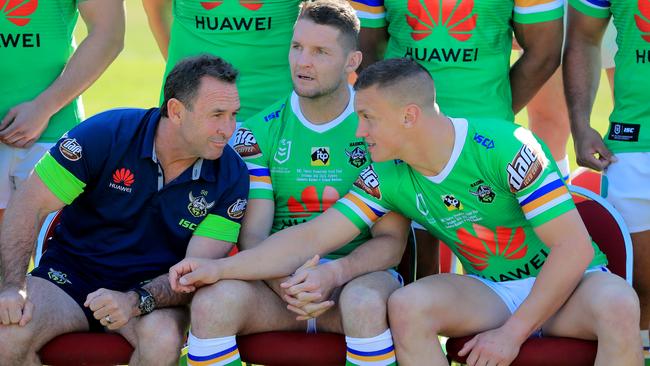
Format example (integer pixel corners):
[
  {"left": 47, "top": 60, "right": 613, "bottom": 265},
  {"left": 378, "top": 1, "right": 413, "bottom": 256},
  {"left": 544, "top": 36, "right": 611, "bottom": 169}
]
[
  {"left": 568, "top": 0, "right": 611, "bottom": 19},
  {"left": 34, "top": 152, "right": 86, "bottom": 205},
  {"left": 514, "top": 6, "right": 563, "bottom": 24},
  {"left": 360, "top": 17, "right": 387, "bottom": 28},
  {"left": 528, "top": 199, "right": 576, "bottom": 228},
  {"left": 194, "top": 214, "right": 241, "bottom": 243},
  {"left": 249, "top": 188, "right": 274, "bottom": 200},
  {"left": 331, "top": 201, "right": 371, "bottom": 232}
]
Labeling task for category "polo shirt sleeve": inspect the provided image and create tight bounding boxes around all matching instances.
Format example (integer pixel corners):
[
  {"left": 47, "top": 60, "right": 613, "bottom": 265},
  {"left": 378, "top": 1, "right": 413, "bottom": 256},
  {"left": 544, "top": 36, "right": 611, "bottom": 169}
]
[
  {"left": 332, "top": 164, "right": 393, "bottom": 231},
  {"left": 349, "top": 0, "right": 387, "bottom": 28},
  {"left": 499, "top": 127, "right": 575, "bottom": 228},
  {"left": 194, "top": 159, "right": 250, "bottom": 243},
  {"left": 34, "top": 115, "right": 113, "bottom": 205},
  {"left": 513, "top": 0, "right": 564, "bottom": 24}
]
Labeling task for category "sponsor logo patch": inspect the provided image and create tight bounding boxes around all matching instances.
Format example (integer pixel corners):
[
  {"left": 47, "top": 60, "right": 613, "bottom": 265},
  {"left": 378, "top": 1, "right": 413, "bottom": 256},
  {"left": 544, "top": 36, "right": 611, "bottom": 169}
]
[
  {"left": 442, "top": 194, "right": 463, "bottom": 211},
  {"left": 635, "top": 1, "right": 650, "bottom": 43},
  {"left": 188, "top": 191, "right": 215, "bottom": 218},
  {"left": 406, "top": 0, "right": 476, "bottom": 41},
  {"left": 201, "top": 0, "right": 263, "bottom": 11},
  {"left": 473, "top": 133, "right": 495, "bottom": 150},
  {"left": 3, "top": 0, "right": 37, "bottom": 26},
  {"left": 354, "top": 165, "right": 381, "bottom": 199},
  {"left": 507, "top": 145, "right": 543, "bottom": 192},
  {"left": 345, "top": 146, "right": 367, "bottom": 168},
  {"left": 311, "top": 147, "right": 330, "bottom": 166},
  {"left": 274, "top": 139, "right": 291, "bottom": 164},
  {"left": 59, "top": 138, "right": 83, "bottom": 161},
  {"left": 227, "top": 198, "right": 247, "bottom": 219},
  {"left": 48, "top": 268, "right": 72, "bottom": 285},
  {"left": 109, "top": 168, "right": 134, "bottom": 193},
  {"left": 233, "top": 128, "right": 262, "bottom": 159}
]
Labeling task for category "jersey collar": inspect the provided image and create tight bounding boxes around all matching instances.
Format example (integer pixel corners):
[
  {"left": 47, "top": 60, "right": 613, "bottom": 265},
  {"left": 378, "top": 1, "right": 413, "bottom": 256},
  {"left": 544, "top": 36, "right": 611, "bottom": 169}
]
[
  {"left": 290, "top": 85, "right": 355, "bottom": 133},
  {"left": 426, "top": 117, "right": 468, "bottom": 184}
]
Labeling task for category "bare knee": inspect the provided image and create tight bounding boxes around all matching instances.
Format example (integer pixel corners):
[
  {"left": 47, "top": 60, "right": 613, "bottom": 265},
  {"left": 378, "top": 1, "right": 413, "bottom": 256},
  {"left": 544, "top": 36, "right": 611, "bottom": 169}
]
[
  {"left": 190, "top": 280, "right": 255, "bottom": 334},
  {"left": 592, "top": 283, "right": 640, "bottom": 336},
  {"left": 340, "top": 281, "right": 391, "bottom": 335},
  {"left": 0, "top": 325, "right": 38, "bottom": 364},
  {"left": 134, "top": 311, "right": 188, "bottom": 365},
  {"left": 388, "top": 285, "right": 440, "bottom": 336}
]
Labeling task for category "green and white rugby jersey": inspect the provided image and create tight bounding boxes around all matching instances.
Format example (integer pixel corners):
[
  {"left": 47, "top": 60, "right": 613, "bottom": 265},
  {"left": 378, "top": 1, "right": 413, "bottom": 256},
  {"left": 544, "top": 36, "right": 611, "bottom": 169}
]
[
  {"left": 0, "top": 0, "right": 83, "bottom": 142},
  {"left": 570, "top": 0, "right": 650, "bottom": 153},
  {"left": 334, "top": 117, "right": 607, "bottom": 281},
  {"left": 233, "top": 87, "right": 372, "bottom": 259},
  {"left": 349, "top": 0, "right": 563, "bottom": 121},
  {"left": 165, "top": 0, "right": 302, "bottom": 121}
]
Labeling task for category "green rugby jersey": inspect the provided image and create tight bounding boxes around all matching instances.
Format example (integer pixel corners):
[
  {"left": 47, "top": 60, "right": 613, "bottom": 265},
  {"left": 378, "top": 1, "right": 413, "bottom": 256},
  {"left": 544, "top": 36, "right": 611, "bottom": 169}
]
[
  {"left": 0, "top": 0, "right": 83, "bottom": 143},
  {"left": 334, "top": 118, "right": 607, "bottom": 281},
  {"left": 349, "top": 0, "right": 563, "bottom": 121},
  {"left": 570, "top": 0, "right": 650, "bottom": 153},
  {"left": 165, "top": 0, "right": 301, "bottom": 121},
  {"left": 233, "top": 87, "right": 373, "bottom": 259}
]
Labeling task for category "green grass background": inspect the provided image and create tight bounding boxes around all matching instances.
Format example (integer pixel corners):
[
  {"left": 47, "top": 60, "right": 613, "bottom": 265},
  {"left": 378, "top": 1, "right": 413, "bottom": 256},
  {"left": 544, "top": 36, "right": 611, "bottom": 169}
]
[{"left": 76, "top": 2, "right": 614, "bottom": 172}]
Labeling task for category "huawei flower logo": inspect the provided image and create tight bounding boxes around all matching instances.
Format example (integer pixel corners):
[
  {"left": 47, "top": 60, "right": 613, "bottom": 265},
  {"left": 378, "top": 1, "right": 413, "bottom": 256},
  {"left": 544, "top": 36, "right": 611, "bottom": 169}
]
[
  {"left": 406, "top": 0, "right": 476, "bottom": 41},
  {"left": 112, "top": 168, "right": 135, "bottom": 187},
  {"left": 636, "top": 0, "right": 650, "bottom": 42},
  {"left": 455, "top": 224, "right": 527, "bottom": 271},
  {"left": 287, "top": 186, "right": 340, "bottom": 218},
  {"left": 200, "top": 0, "right": 262, "bottom": 11},
  {"left": 1, "top": 0, "right": 38, "bottom": 27}
]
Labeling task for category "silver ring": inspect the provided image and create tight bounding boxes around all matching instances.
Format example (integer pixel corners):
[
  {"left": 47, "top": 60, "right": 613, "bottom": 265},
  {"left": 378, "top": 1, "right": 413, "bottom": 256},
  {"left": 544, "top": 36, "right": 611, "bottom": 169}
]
[{"left": 105, "top": 315, "right": 113, "bottom": 324}]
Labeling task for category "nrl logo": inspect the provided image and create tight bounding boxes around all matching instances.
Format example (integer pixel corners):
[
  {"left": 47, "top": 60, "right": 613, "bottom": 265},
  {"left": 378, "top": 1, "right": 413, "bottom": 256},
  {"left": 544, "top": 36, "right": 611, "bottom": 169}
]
[
  {"left": 188, "top": 191, "right": 215, "bottom": 218},
  {"left": 345, "top": 146, "right": 367, "bottom": 168},
  {"left": 48, "top": 268, "right": 72, "bottom": 285}
]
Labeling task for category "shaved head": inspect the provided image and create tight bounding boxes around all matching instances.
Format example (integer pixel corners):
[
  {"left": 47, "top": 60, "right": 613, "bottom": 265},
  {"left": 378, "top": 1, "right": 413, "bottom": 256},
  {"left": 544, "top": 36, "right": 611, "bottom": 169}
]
[{"left": 354, "top": 58, "right": 435, "bottom": 112}]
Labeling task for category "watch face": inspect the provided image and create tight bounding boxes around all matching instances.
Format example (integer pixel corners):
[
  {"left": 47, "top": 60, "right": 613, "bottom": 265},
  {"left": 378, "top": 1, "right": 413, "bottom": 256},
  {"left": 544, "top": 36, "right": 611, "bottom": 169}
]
[{"left": 141, "top": 296, "right": 155, "bottom": 314}]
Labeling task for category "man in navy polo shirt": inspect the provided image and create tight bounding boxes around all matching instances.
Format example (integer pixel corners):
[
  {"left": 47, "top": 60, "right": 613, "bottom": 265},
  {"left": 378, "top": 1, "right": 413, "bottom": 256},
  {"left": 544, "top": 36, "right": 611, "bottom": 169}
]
[{"left": 0, "top": 55, "right": 248, "bottom": 366}]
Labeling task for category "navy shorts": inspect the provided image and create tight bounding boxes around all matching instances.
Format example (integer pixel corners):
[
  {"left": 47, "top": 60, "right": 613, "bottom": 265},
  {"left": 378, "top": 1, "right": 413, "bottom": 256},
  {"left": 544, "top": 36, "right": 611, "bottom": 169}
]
[{"left": 30, "top": 248, "right": 152, "bottom": 332}]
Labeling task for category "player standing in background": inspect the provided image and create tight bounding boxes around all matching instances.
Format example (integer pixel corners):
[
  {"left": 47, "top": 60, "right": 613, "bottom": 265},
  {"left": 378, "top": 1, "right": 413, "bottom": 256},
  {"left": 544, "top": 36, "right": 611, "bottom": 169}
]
[
  {"left": 564, "top": 0, "right": 650, "bottom": 362},
  {"left": 0, "top": 0, "right": 125, "bottom": 226},
  {"left": 183, "top": 2, "right": 409, "bottom": 365},
  {"left": 143, "top": 0, "right": 303, "bottom": 123}
]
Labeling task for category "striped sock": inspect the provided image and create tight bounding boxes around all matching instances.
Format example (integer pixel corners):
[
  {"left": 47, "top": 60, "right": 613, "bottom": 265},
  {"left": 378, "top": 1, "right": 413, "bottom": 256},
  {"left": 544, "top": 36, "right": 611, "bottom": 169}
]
[
  {"left": 556, "top": 155, "right": 570, "bottom": 182},
  {"left": 346, "top": 329, "right": 397, "bottom": 366},
  {"left": 641, "top": 329, "right": 650, "bottom": 364},
  {"left": 187, "top": 332, "right": 242, "bottom": 366}
]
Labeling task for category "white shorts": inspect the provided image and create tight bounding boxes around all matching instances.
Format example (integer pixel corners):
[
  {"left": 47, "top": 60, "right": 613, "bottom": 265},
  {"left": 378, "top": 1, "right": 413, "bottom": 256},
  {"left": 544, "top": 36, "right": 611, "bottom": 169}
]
[
  {"left": 468, "top": 266, "right": 610, "bottom": 315},
  {"left": 0, "top": 143, "right": 53, "bottom": 208},
  {"left": 306, "top": 258, "right": 403, "bottom": 333},
  {"left": 605, "top": 152, "right": 650, "bottom": 232},
  {"left": 601, "top": 20, "right": 618, "bottom": 69}
]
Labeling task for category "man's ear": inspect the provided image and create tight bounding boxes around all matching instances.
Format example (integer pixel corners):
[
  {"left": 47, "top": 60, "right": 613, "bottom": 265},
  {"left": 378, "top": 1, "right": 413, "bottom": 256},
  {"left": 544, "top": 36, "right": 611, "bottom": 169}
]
[
  {"left": 346, "top": 50, "right": 363, "bottom": 74},
  {"left": 166, "top": 98, "right": 185, "bottom": 125},
  {"left": 403, "top": 104, "right": 420, "bottom": 129}
]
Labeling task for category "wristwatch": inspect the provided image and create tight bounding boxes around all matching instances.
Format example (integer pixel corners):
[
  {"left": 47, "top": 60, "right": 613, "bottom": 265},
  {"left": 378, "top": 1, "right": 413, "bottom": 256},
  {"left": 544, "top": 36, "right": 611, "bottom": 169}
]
[{"left": 133, "top": 287, "right": 155, "bottom": 315}]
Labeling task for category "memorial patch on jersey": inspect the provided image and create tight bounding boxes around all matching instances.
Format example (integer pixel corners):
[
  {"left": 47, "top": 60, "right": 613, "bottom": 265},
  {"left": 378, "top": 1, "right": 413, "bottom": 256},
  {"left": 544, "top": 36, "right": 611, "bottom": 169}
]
[
  {"left": 59, "top": 138, "right": 83, "bottom": 161},
  {"left": 311, "top": 147, "right": 330, "bottom": 166},
  {"left": 233, "top": 128, "right": 262, "bottom": 159},
  {"left": 227, "top": 198, "right": 247, "bottom": 219},
  {"left": 507, "top": 145, "right": 543, "bottom": 192},
  {"left": 354, "top": 165, "right": 381, "bottom": 199}
]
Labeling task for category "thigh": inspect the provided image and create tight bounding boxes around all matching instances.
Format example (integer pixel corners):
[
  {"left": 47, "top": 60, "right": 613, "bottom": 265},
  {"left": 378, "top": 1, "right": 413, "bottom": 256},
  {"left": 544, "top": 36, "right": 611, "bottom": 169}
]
[
  {"left": 605, "top": 152, "right": 650, "bottom": 233},
  {"left": 117, "top": 307, "right": 189, "bottom": 349},
  {"left": 395, "top": 274, "right": 511, "bottom": 337},
  {"left": 20, "top": 276, "right": 88, "bottom": 348},
  {"left": 542, "top": 271, "right": 633, "bottom": 339},
  {"left": 0, "top": 144, "right": 15, "bottom": 208}
]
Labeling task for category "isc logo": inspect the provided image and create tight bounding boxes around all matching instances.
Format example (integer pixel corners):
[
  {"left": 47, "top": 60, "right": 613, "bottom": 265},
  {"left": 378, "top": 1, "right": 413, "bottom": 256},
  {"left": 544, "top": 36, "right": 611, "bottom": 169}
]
[
  {"left": 473, "top": 133, "right": 495, "bottom": 150},
  {"left": 178, "top": 219, "right": 197, "bottom": 231}
]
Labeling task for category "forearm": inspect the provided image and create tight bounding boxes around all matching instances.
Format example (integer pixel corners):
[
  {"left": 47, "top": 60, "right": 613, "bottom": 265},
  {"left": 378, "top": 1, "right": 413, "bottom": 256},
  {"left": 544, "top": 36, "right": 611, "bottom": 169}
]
[
  {"left": 34, "top": 20, "right": 124, "bottom": 116},
  {"left": 563, "top": 41, "right": 602, "bottom": 135},
  {"left": 142, "top": 273, "right": 192, "bottom": 309},
  {"left": 0, "top": 205, "right": 44, "bottom": 287},
  {"left": 325, "top": 235, "right": 406, "bottom": 287},
  {"left": 510, "top": 51, "right": 560, "bottom": 114},
  {"left": 502, "top": 241, "right": 593, "bottom": 341},
  {"left": 142, "top": 0, "right": 172, "bottom": 59},
  {"left": 358, "top": 27, "right": 388, "bottom": 71}
]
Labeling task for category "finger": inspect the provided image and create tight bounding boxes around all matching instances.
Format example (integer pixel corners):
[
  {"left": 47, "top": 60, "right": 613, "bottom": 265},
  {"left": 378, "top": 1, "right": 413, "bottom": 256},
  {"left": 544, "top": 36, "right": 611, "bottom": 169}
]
[
  {"left": 306, "top": 301, "right": 334, "bottom": 318},
  {"left": 281, "top": 271, "right": 308, "bottom": 288},
  {"left": 286, "top": 304, "right": 310, "bottom": 317},
  {"left": 302, "top": 300, "right": 334, "bottom": 314},
  {"left": 0, "top": 109, "right": 17, "bottom": 132},
  {"left": 458, "top": 336, "right": 477, "bottom": 357},
  {"left": 285, "top": 281, "right": 319, "bottom": 295},
  {"left": 19, "top": 301, "right": 34, "bottom": 327},
  {"left": 8, "top": 304, "right": 22, "bottom": 324},
  {"left": 283, "top": 294, "right": 309, "bottom": 308},
  {"left": 295, "top": 291, "right": 322, "bottom": 302},
  {"left": 84, "top": 289, "right": 105, "bottom": 307},
  {"left": 0, "top": 308, "right": 10, "bottom": 325},
  {"left": 297, "top": 255, "right": 320, "bottom": 271},
  {"left": 466, "top": 347, "right": 481, "bottom": 366},
  {"left": 169, "top": 268, "right": 181, "bottom": 292}
]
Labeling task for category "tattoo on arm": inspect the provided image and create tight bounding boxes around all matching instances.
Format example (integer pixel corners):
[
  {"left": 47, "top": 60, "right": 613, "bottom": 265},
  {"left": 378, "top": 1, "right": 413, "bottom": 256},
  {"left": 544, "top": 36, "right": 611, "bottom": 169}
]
[{"left": 143, "top": 273, "right": 193, "bottom": 307}]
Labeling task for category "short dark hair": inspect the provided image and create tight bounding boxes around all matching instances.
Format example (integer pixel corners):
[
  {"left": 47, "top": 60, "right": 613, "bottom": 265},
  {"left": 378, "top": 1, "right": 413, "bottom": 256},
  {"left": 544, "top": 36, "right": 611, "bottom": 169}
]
[
  {"left": 354, "top": 58, "right": 432, "bottom": 91},
  {"left": 161, "top": 55, "right": 238, "bottom": 117},
  {"left": 298, "top": 0, "right": 360, "bottom": 51}
]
